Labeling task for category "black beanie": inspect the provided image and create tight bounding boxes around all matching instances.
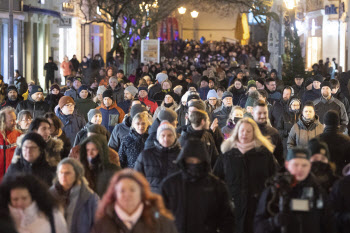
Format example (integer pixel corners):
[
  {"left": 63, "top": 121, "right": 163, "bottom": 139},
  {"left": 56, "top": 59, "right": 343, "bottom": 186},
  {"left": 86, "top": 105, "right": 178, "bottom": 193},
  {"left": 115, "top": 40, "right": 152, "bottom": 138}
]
[
  {"left": 21, "top": 132, "right": 46, "bottom": 150},
  {"left": 323, "top": 110, "right": 339, "bottom": 126},
  {"left": 308, "top": 138, "right": 329, "bottom": 159},
  {"left": 130, "top": 104, "right": 148, "bottom": 119},
  {"left": 102, "top": 90, "right": 114, "bottom": 101},
  {"left": 138, "top": 86, "right": 148, "bottom": 93},
  {"left": 7, "top": 85, "right": 18, "bottom": 94},
  {"left": 200, "top": 76, "right": 209, "bottom": 84},
  {"left": 29, "top": 85, "right": 43, "bottom": 96},
  {"left": 320, "top": 81, "right": 331, "bottom": 89},
  {"left": 50, "top": 84, "right": 60, "bottom": 92}
]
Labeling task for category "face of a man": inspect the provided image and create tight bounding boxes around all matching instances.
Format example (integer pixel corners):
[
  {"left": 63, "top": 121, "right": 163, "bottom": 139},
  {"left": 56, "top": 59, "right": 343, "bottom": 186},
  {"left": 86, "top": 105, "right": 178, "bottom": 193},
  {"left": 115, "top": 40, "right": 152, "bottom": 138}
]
[
  {"left": 266, "top": 81, "right": 276, "bottom": 92},
  {"left": 124, "top": 90, "right": 134, "bottom": 100},
  {"left": 282, "top": 89, "right": 292, "bottom": 101},
  {"left": 321, "top": 86, "right": 331, "bottom": 99},
  {"left": 313, "top": 81, "right": 321, "bottom": 89},
  {"left": 286, "top": 158, "right": 311, "bottom": 181},
  {"left": 8, "top": 90, "right": 18, "bottom": 101},
  {"left": 31, "top": 92, "right": 43, "bottom": 102},
  {"left": 5, "top": 112, "right": 16, "bottom": 131},
  {"left": 252, "top": 106, "right": 268, "bottom": 124},
  {"left": 222, "top": 97, "right": 233, "bottom": 107},
  {"left": 138, "top": 90, "right": 148, "bottom": 99},
  {"left": 295, "top": 78, "right": 303, "bottom": 86}
]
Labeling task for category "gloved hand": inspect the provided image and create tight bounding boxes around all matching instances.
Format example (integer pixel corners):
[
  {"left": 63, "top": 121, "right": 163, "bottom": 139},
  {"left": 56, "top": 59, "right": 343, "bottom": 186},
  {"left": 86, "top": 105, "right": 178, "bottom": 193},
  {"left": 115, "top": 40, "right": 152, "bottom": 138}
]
[{"left": 270, "top": 212, "right": 291, "bottom": 228}]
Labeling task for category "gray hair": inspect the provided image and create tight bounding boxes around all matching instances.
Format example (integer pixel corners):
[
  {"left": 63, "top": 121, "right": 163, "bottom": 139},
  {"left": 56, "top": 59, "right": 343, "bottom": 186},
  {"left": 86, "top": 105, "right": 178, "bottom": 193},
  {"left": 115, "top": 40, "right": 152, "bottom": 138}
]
[{"left": 57, "top": 158, "right": 85, "bottom": 183}]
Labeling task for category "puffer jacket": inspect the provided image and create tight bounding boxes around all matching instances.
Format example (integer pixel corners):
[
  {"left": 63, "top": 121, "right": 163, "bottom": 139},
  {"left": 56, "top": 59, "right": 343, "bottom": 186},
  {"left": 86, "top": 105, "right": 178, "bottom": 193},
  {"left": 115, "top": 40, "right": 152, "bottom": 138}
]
[
  {"left": 73, "top": 122, "right": 93, "bottom": 147},
  {"left": 16, "top": 95, "right": 51, "bottom": 119},
  {"left": 118, "top": 129, "right": 148, "bottom": 168},
  {"left": 108, "top": 115, "right": 132, "bottom": 152},
  {"left": 56, "top": 107, "right": 86, "bottom": 145},
  {"left": 96, "top": 102, "right": 125, "bottom": 133},
  {"left": 287, "top": 115, "right": 324, "bottom": 149},
  {"left": 134, "top": 140, "right": 180, "bottom": 193}
]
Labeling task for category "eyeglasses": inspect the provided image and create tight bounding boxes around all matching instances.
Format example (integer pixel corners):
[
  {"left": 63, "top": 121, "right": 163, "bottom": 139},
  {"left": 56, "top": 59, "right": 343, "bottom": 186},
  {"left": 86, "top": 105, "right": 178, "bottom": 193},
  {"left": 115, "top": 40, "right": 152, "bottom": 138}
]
[
  {"left": 22, "top": 146, "right": 39, "bottom": 151},
  {"left": 64, "top": 104, "right": 75, "bottom": 108}
]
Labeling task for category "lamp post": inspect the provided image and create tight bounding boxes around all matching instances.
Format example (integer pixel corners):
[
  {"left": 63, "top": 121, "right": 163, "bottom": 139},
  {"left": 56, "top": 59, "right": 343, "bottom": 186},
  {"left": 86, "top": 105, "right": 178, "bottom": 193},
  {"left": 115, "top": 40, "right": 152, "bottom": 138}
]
[
  {"left": 8, "top": 0, "right": 14, "bottom": 84},
  {"left": 190, "top": 10, "right": 199, "bottom": 41},
  {"left": 178, "top": 7, "right": 186, "bottom": 39}
]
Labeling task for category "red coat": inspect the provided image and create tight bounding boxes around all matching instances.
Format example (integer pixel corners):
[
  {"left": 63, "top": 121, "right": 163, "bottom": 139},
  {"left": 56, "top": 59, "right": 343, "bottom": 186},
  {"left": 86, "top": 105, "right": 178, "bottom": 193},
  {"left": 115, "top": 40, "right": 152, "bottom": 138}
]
[
  {"left": 139, "top": 96, "right": 158, "bottom": 114},
  {"left": 0, "top": 129, "right": 22, "bottom": 180}
]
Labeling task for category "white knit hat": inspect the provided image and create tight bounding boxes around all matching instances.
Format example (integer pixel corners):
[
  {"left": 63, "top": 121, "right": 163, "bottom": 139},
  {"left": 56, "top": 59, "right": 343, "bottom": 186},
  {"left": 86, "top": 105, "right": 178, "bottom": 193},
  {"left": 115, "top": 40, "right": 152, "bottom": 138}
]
[
  {"left": 97, "top": 85, "right": 107, "bottom": 95},
  {"left": 157, "top": 120, "right": 176, "bottom": 140}
]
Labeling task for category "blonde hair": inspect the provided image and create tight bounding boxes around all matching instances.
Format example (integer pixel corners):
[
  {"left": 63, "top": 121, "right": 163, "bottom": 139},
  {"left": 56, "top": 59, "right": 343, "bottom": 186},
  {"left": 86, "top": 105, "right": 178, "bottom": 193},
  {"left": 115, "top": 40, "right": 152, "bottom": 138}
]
[
  {"left": 0, "top": 107, "right": 16, "bottom": 137},
  {"left": 221, "top": 117, "right": 275, "bottom": 154},
  {"left": 227, "top": 106, "right": 244, "bottom": 124},
  {"left": 132, "top": 112, "right": 152, "bottom": 129}
]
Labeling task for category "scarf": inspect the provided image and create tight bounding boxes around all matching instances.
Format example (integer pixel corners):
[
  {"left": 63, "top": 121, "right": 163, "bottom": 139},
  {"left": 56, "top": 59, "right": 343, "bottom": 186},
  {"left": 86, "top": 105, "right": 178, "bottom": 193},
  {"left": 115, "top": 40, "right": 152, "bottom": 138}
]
[
  {"left": 163, "top": 102, "right": 173, "bottom": 108},
  {"left": 115, "top": 203, "right": 144, "bottom": 230},
  {"left": 301, "top": 116, "right": 315, "bottom": 128},
  {"left": 236, "top": 141, "right": 256, "bottom": 154}
]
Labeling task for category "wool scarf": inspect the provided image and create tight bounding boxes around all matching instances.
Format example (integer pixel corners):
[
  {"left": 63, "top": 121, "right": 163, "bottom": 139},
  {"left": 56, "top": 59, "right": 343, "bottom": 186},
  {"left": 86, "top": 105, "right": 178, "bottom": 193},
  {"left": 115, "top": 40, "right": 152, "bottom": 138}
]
[{"left": 236, "top": 141, "right": 256, "bottom": 154}]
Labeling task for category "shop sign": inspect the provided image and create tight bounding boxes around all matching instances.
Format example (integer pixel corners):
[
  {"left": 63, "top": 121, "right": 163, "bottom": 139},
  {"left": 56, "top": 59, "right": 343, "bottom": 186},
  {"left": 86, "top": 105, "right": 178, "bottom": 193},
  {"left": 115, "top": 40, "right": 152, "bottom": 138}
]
[
  {"left": 62, "top": 2, "right": 74, "bottom": 12},
  {"left": 325, "top": 4, "right": 338, "bottom": 15},
  {"left": 59, "top": 16, "right": 72, "bottom": 28},
  {"left": 141, "top": 39, "right": 160, "bottom": 63}
]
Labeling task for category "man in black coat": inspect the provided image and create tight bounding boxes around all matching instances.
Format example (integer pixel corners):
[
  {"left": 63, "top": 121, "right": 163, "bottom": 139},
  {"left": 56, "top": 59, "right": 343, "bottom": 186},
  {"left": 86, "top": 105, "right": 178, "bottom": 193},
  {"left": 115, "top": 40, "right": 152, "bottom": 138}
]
[
  {"left": 339, "top": 70, "right": 350, "bottom": 100},
  {"left": 254, "top": 148, "right": 336, "bottom": 233},
  {"left": 179, "top": 110, "right": 219, "bottom": 168},
  {"left": 291, "top": 75, "right": 305, "bottom": 98},
  {"left": 161, "top": 139, "right": 235, "bottom": 233},
  {"left": 302, "top": 75, "right": 323, "bottom": 104},
  {"left": 316, "top": 110, "right": 350, "bottom": 176},
  {"left": 44, "top": 56, "right": 58, "bottom": 91},
  {"left": 330, "top": 79, "right": 350, "bottom": 130},
  {"left": 0, "top": 85, "right": 21, "bottom": 110},
  {"left": 15, "top": 85, "right": 50, "bottom": 119},
  {"left": 269, "top": 86, "right": 292, "bottom": 128},
  {"left": 313, "top": 81, "right": 348, "bottom": 131},
  {"left": 253, "top": 100, "right": 284, "bottom": 166}
]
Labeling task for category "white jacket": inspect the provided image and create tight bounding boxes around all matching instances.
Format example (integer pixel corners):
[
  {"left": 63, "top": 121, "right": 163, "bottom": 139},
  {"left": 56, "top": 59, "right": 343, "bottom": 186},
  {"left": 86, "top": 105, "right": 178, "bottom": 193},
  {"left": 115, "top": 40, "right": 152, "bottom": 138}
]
[{"left": 9, "top": 201, "right": 68, "bottom": 233}]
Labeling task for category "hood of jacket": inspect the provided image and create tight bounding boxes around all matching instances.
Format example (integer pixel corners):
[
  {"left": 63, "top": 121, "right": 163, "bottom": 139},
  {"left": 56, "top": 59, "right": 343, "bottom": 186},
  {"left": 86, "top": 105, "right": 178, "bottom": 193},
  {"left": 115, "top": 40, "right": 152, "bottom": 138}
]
[
  {"left": 176, "top": 139, "right": 210, "bottom": 170},
  {"left": 148, "top": 118, "right": 161, "bottom": 134},
  {"left": 79, "top": 135, "right": 111, "bottom": 169},
  {"left": 297, "top": 114, "right": 321, "bottom": 130}
]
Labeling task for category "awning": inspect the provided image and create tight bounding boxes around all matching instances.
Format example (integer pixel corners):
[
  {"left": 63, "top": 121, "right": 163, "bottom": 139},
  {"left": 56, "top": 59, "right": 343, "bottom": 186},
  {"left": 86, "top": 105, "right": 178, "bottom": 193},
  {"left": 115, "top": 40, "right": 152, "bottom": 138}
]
[{"left": 23, "top": 4, "right": 61, "bottom": 18}]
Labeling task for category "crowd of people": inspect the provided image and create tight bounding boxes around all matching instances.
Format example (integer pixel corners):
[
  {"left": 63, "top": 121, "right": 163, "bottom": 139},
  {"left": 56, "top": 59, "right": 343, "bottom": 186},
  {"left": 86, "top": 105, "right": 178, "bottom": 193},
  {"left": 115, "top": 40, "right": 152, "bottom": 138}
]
[{"left": 1, "top": 40, "right": 350, "bottom": 233}]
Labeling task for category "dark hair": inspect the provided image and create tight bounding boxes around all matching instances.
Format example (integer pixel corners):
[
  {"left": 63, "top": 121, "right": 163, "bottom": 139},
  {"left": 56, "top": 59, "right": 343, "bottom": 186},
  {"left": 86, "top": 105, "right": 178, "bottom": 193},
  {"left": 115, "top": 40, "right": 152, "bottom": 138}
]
[
  {"left": 217, "top": 86, "right": 226, "bottom": 92},
  {"left": 117, "top": 69, "right": 124, "bottom": 74},
  {"left": 330, "top": 79, "right": 340, "bottom": 89},
  {"left": 189, "top": 110, "right": 208, "bottom": 128},
  {"left": 28, "top": 118, "right": 51, "bottom": 132},
  {"left": 265, "top": 77, "right": 276, "bottom": 84},
  {"left": 0, "top": 174, "right": 57, "bottom": 223},
  {"left": 253, "top": 99, "right": 267, "bottom": 108},
  {"left": 17, "top": 110, "right": 32, "bottom": 122},
  {"left": 258, "top": 89, "right": 268, "bottom": 98},
  {"left": 302, "top": 101, "right": 315, "bottom": 111},
  {"left": 44, "top": 112, "right": 63, "bottom": 130}
]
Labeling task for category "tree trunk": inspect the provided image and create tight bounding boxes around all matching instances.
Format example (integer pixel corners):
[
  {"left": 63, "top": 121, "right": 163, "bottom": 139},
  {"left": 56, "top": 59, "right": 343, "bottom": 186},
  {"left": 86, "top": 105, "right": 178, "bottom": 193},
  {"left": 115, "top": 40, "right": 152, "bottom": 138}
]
[{"left": 123, "top": 45, "right": 131, "bottom": 76}]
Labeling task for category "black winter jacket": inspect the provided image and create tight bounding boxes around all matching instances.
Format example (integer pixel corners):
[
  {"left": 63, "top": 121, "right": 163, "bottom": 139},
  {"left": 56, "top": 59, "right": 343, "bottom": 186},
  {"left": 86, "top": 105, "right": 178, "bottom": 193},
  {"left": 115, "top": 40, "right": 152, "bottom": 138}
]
[
  {"left": 74, "top": 122, "right": 93, "bottom": 146},
  {"left": 108, "top": 116, "right": 131, "bottom": 152},
  {"left": 316, "top": 126, "right": 350, "bottom": 175},
  {"left": 45, "top": 93, "right": 63, "bottom": 111},
  {"left": 0, "top": 98, "right": 21, "bottom": 110},
  {"left": 134, "top": 140, "right": 180, "bottom": 193},
  {"left": 302, "top": 88, "right": 321, "bottom": 104},
  {"left": 118, "top": 129, "right": 148, "bottom": 168},
  {"left": 214, "top": 146, "right": 276, "bottom": 233},
  {"left": 258, "top": 123, "right": 284, "bottom": 166},
  {"left": 212, "top": 105, "right": 232, "bottom": 129},
  {"left": 16, "top": 96, "right": 51, "bottom": 119},
  {"left": 144, "top": 118, "right": 160, "bottom": 149},
  {"left": 161, "top": 139, "right": 235, "bottom": 233},
  {"left": 314, "top": 96, "right": 349, "bottom": 127},
  {"left": 276, "top": 110, "right": 301, "bottom": 153},
  {"left": 176, "top": 105, "right": 187, "bottom": 127},
  {"left": 179, "top": 125, "right": 218, "bottom": 168},
  {"left": 254, "top": 174, "right": 336, "bottom": 233},
  {"left": 269, "top": 99, "right": 289, "bottom": 128}
]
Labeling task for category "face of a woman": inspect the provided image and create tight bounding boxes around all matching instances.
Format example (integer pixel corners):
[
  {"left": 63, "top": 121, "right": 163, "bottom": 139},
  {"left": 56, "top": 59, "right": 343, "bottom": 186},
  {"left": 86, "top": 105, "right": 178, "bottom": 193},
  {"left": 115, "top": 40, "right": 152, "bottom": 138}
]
[
  {"left": 164, "top": 95, "right": 174, "bottom": 104},
  {"left": 107, "top": 69, "right": 113, "bottom": 77},
  {"left": 238, "top": 122, "right": 254, "bottom": 144},
  {"left": 86, "top": 142, "right": 99, "bottom": 160},
  {"left": 58, "top": 164, "right": 76, "bottom": 191},
  {"left": 52, "top": 88, "right": 59, "bottom": 95},
  {"left": 134, "top": 119, "right": 147, "bottom": 134},
  {"left": 234, "top": 81, "right": 242, "bottom": 89},
  {"left": 291, "top": 101, "right": 300, "bottom": 111},
  {"left": 22, "top": 140, "right": 41, "bottom": 163},
  {"left": 232, "top": 109, "right": 244, "bottom": 119},
  {"left": 18, "top": 116, "right": 32, "bottom": 130},
  {"left": 10, "top": 188, "right": 32, "bottom": 210},
  {"left": 115, "top": 178, "right": 142, "bottom": 213},
  {"left": 46, "top": 118, "right": 56, "bottom": 135}
]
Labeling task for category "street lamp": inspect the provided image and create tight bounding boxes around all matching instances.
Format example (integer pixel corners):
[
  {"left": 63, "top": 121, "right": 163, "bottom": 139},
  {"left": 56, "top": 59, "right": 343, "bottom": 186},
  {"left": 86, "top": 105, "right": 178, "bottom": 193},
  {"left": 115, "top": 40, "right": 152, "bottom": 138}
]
[
  {"left": 191, "top": 10, "right": 199, "bottom": 41},
  {"left": 178, "top": 7, "right": 186, "bottom": 39},
  {"left": 284, "top": 0, "right": 296, "bottom": 10}
]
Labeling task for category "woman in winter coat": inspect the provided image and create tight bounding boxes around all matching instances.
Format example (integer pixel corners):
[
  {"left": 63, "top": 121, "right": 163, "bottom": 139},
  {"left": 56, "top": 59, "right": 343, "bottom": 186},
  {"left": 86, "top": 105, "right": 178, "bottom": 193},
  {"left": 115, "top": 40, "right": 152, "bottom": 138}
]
[
  {"left": 90, "top": 169, "right": 178, "bottom": 233},
  {"left": 277, "top": 98, "right": 302, "bottom": 152},
  {"left": 221, "top": 106, "right": 244, "bottom": 139},
  {"left": 6, "top": 132, "right": 55, "bottom": 186},
  {"left": 79, "top": 135, "right": 120, "bottom": 196},
  {"left": 205, "top": 90, "right": 222, "bottom": 114},
  {"left": 153, "top": 93, "right": 178, "bottom": 121},
  {"left": 119, "top": 112, "right": 150, "bottom": 168},
  {"left": 287, "top": 101, "right": 324, "bottom": 149},
  {"left": 153, "top": 80, "right": 180, "bottom": 106},
  {"left": 75, "top": 85, "right": 98, "bottom": 122},
  {"left": 61, "top": 55, "right": 73, "bottom": 80},
  {"left": 50, "top": 158, "right": 99, "bottom": 233},
  {"left": 213, "top": 117, "right": 276, "bottom": 233},
  {"left": 44, "top": 112, "right": 71, "bottom": 159},
  {"left": 176, "top": 91, "right": 189, "bottom": 127},
  {"left": 74, "top": 109, "right": 102, "bottom": 146},
  {"left": 228, "top": 79, "right": 246, "bottom": 105},
  {"left": 134, "top": 121, "right": 180, "bottom": 193},
  {"left": 45, "top": 84, "right": 63, "bottom": 111},
  {"left": 0, "top": 174, "right": 68, "bottom": 233}
]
